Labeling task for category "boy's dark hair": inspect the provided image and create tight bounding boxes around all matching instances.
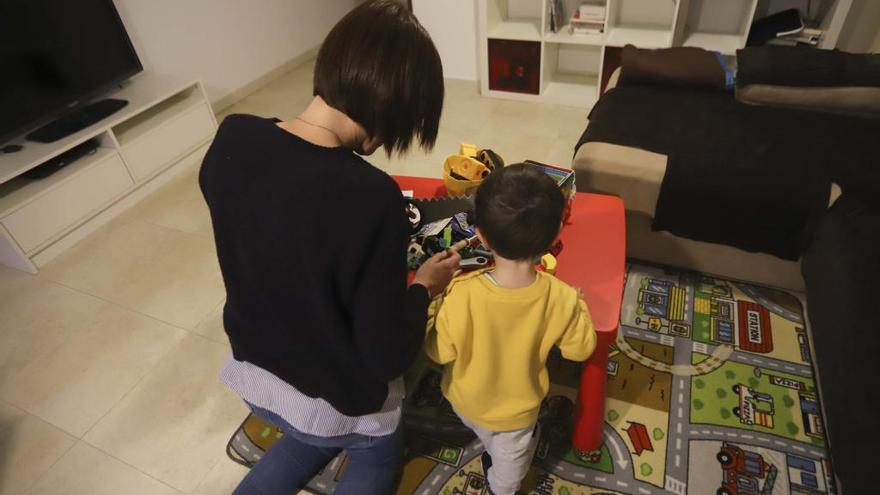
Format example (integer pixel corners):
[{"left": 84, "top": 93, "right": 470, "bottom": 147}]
[
  {"left": 475, "top": 164, "right": 565, "bottom": 261},
  {"left": 314, "top": 0, "right": 443, "bottom": 156}
]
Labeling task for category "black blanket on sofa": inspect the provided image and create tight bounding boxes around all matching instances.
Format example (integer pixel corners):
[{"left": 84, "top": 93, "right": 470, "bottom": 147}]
[
  {"left": 737, "top": 45, "right": 880, "bottom": 87},
  {"left": 576, "top": 85, "right": 880, "bottom": 260}
]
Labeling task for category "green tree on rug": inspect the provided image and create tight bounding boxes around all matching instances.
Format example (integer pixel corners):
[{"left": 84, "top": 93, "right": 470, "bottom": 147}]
[
  {"left": 749, "top": 376, "right": 761, "bottom": 388},
  {"left": 557, "top": 488, "right": 571, "bottom": 495},
  {"left": 720, "top": 408, "right": 731, "bottom": 419},
  {"left": 693, "top": 399, "right": 704, "bottom": 410},
  {"left": 653, "top": 428, "right": 665, "bottom": 441},
  {"left": 787, "top": 422, "right": 800, "bottom": 435},
  {"left": 725, "top": 370, "right": 736, "bottom": 380},
  {"left": 716, "top": 388, "right": 727, "bottom": 399},
  {"left": 695, "top": 378, "right": 705, "bottom": 389},
  {"left": 607, "top": 410, "right": 619, "bottom": 422},
  {"left": 783, "top": 395, "right": 795, "bottom": 408},
  {"left": 641, "top": 463, "right": 653, "bottom": 476}
]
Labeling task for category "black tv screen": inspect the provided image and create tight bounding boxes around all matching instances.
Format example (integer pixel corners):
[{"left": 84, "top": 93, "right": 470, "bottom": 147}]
[{"left": 0, "top": 0, "right": 143, "bottom": 144}]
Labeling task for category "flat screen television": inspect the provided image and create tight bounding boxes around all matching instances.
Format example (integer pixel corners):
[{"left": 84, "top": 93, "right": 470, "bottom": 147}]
[{"left": 0, "top": 0, "right": 143, "bottom": 145}]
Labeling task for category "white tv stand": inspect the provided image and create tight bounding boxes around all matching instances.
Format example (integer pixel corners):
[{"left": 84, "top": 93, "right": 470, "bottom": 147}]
[{"left": 0, "top": 73, "right": 217, "bottom": 273}]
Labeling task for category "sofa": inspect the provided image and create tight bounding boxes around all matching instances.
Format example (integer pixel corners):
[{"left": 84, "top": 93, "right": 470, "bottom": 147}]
[
  {"left": 574, "top": 66, "right": 845, "bottom": 292},
  {"left": 572, "top": 45, "right": 880, "bottom": 493}
]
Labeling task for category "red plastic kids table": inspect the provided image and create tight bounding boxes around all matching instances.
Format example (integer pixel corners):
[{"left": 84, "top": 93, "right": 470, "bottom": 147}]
[{"left": 394, "top": 175, "right": 626, "bottom": 453}]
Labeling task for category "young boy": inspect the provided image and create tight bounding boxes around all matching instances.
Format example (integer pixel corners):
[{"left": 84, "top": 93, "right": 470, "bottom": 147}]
[{"left": 425, "top": 164, "right": 597, "bottom": 495}]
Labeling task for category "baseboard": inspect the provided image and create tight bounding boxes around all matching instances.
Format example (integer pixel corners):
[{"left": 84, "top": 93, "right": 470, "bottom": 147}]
[{"left": 211, "top": 45, "right": 320, "bottom": 114}]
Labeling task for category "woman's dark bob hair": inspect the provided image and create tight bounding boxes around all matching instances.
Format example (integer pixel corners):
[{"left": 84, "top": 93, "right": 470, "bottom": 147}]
[{"left": 314, "top": 0, "right": 444, "bottom": 155}]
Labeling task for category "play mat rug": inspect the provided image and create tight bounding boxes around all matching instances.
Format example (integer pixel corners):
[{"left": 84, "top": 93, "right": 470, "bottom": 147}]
[{"left": 227, "top": 262, "right": 834, "bottom": 495}]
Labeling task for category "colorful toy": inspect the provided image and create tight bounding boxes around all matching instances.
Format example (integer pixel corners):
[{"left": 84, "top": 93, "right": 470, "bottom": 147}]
[
  {"left": 442, "top": 143, "right": 506, "bottom": 196},
  {"left": 524, "top": 160, "right": 576, "bottom": 224},
  {"left": 539, "top": 253, "right": 558, "bottom": 275},
  {"left": 443, "top": 155, "right": 488, "bottom": 196},
  {"left": 476, "top": 148, "right": 504, "bottom": 172}
]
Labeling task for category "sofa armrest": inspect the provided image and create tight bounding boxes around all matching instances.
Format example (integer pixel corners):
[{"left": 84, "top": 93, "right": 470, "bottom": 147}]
[
  {"left": 605, "top": 67, "right": 622, "bottom": 94},
  {"left": 572, "top": 141, "right": 667, "bottom": 217}
]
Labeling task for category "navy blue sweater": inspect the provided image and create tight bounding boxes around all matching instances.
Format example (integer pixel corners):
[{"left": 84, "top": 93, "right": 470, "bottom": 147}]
[{"left": 199, "top": 114, "right": 429, "bottom": 416}]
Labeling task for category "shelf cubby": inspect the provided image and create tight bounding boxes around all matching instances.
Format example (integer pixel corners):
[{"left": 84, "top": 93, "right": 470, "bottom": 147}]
[
  {"left": 605, "top": 0, "right": 679, "bottom": 48},
  {"left": 678, "top": 0, "right": 758, "bottom": 55},
  {"left": 542, "top": 43, "right": 602, "bottom": 106},
  {"left": 486, "top": 0, "right": 543, "bottom": 41},
  {"left": 543, "top": 0, "right": 607, "bottom": 46}
]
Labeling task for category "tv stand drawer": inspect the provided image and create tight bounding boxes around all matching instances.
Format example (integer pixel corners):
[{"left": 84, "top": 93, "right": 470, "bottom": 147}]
[
  {"left": 2, "top": 153, "right": 133, "bottom": 253},
  {"left": 118, "top": 102, "right": 214, "bottom": 182}
]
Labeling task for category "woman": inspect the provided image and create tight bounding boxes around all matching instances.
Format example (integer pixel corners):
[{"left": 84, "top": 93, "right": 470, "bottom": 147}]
[{"left": 199, "top": 2, "right": 458, "bottom": 493}]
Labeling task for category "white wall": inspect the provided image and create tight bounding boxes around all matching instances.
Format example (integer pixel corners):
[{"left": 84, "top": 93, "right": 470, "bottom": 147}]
[
  {"left": 414, "top": 0, "right": 479, "bottom": 80},
  {"left": 113, "top": 0, "right": 362, "bottom": 103}
]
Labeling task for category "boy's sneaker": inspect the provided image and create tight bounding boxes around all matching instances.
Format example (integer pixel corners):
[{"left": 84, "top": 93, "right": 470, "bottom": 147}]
[{"left": 480, "top": 451, "right": 496, "bottom": 495}]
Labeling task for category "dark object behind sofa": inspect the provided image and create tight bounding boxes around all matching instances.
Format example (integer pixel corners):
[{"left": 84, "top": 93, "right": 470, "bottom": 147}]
[
  {"left": 619, "top": 44, "right": 731, "bottom": 91},
  {"left": 577, "top": 85, "right": 880, "bottom": 259},
  {"left": 737, "top": 45, "right": 880, "bottom": 87},
  {"left": 745, "top": 8, "right": 803, "bottom": 47},
  {"left": 801, "top": 193, "right": 880, "bottom": 494}
]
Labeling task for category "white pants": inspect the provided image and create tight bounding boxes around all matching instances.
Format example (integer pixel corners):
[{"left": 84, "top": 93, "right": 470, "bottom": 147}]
[{"left": 456, "top": 411, "right": 539, "bottom": 495}]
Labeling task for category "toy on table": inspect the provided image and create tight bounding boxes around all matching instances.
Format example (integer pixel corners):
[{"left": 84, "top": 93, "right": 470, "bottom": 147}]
[
  {"left": 538, "top": 253, "right": 558, "bottom": 275},
  {"left": 523, "top": 159, "right": 577, "bottom": 224},
  {"left": 408, "top": 147, "right": 575, "bottom": 273},
  {"left": 405, "top": 200, "right": 488, "bottom": 270},
  {"left": 443, "top": 143, "right": 505, "bottom": 196}
]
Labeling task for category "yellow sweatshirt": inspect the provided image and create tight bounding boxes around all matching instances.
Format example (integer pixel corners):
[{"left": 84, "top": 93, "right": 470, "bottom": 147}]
[{"left": 424, "top": 269, "right": 597, "bottom": 431}]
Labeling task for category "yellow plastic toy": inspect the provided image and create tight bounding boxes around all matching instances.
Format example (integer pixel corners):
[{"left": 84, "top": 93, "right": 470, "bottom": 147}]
[
  {"left": 459, "top": 142, "right": 478, "bottom": 158},
  {"left": 443, "top": 143, "right": 505, "bottom": 196},
  {"left": 443, "top": 155, "right": 488, "bottom": 196},
  {"left": 540, "top": 253, "right": 558, "bottom": 275}
]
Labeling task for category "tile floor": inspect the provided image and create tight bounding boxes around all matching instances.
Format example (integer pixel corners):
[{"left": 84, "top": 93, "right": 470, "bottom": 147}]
[{"left": 0, "top": 58, "right": 589, "bottom": 494}]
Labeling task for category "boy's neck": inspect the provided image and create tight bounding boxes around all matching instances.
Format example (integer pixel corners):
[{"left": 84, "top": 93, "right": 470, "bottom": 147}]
[{"left": 490, "top": 255, "right": 537, "bottom": 289}]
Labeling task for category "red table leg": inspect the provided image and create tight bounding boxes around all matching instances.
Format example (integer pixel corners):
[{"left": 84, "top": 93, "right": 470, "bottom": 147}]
[{"left": 572, "top": 326, "right": 618, "bottom": 452}]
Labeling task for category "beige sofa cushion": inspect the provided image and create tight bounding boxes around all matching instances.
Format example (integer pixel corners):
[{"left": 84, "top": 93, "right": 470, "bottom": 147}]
[{"left": 736, "top": 84, "right": 880, "bottom": 119}]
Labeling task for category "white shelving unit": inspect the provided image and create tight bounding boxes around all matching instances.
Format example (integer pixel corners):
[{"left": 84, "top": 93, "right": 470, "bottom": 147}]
[
  {"left": 0, "top": 74, "right": 216, "bottom": 273},
  {"left": 478, "top": 0, "right": 681, "bottom": 107},
  {"left": 478, "top": 0, "right": 852, "bottom": 107},
  {"left": 479, "top": 0, "right": 610, "bottom": 108}
]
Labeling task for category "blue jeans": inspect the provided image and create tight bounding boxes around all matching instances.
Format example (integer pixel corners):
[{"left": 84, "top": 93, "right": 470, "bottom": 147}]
[{"left": 233, "top": 404, "right": 404, "bottom": 495}]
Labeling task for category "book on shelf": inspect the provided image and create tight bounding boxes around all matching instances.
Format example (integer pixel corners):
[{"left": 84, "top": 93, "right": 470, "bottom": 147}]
[
  {"left": 577, "top": 4, "right": 606, "bottom": 21},
  {"left": 570, "top": 26, "right": 604, "bottom": 35},
  {"left": 548, "top": 0, "right": 564, "bottom": 33},
  {"left": 570, "top": 19, "right": 604, "bottom": 35},
  {"left": 569, "top": 2, "right": 604, "bottom": 34}
]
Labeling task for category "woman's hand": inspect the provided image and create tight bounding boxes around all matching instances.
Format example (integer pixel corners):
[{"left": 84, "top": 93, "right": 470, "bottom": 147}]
[{"left": 412, "top": 246, "right": 463, "bottom": 298}]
